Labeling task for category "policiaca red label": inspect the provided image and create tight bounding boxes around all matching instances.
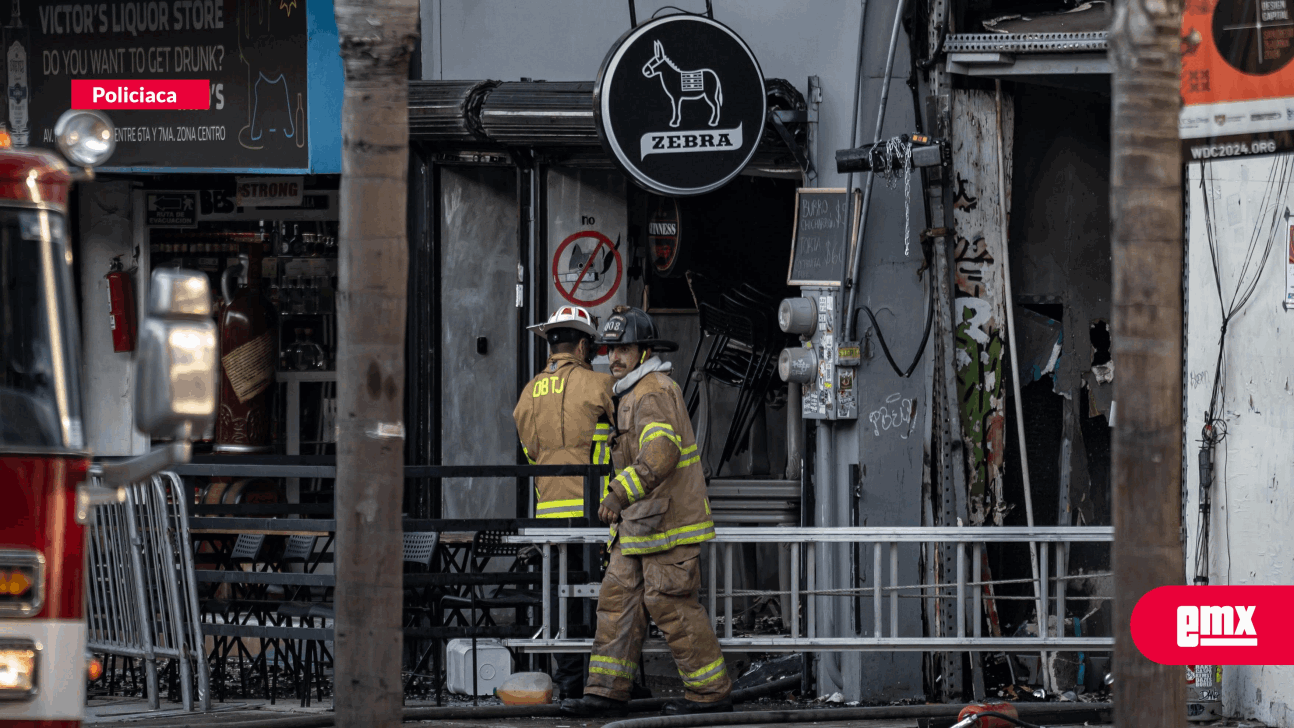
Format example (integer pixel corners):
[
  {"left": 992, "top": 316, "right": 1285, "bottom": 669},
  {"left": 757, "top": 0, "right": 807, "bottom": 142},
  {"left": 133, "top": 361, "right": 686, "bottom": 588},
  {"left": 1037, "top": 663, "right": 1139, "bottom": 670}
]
[
  {"left": 71, "top": 79, "right": 209, "bottom": 109},
  {"left": 1131, "top": 585, "right": 1294, "bottom": 664}
]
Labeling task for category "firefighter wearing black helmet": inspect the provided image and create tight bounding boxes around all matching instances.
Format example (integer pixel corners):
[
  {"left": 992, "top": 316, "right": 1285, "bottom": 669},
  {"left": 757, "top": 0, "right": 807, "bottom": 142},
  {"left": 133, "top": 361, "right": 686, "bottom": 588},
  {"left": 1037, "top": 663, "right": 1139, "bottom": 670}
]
[{"left": 561, "top": 306, "right": 732, "bottom": 718}]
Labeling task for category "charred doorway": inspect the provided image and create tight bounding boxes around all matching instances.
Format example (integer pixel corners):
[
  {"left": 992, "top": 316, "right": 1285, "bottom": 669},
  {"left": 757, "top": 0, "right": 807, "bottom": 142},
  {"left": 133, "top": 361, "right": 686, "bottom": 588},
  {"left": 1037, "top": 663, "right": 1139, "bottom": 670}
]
[
  {"left": 626, "top": 175, "right": 801, "bottom": 482},
  {"left": 988, "top": 83, "right": 1113, "bottom": 690}
]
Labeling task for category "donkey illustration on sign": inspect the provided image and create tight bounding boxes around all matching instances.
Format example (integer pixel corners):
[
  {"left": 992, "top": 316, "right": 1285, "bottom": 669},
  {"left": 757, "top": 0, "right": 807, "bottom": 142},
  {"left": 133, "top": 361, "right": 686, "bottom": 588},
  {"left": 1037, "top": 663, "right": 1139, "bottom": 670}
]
[{"left": 642, "top": 40, "right": 723, "bottom": 128}]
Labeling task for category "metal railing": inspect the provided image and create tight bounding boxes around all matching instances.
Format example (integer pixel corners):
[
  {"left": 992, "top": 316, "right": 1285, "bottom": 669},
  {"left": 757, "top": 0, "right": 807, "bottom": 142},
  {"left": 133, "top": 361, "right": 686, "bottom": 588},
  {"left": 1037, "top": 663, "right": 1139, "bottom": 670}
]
[
  {"left": 503, "top": 526, "right": 1113, "bottom": 653},
  {"left": 85, "top": 472, "right": 209, "bottom": 711}
]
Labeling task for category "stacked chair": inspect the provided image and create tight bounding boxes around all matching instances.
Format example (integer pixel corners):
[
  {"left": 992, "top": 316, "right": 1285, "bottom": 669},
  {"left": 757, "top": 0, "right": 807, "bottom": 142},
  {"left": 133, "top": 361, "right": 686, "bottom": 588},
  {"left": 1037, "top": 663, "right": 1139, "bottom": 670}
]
[{"left": 682, "top": 274, "right": 787, "bottom": 475}]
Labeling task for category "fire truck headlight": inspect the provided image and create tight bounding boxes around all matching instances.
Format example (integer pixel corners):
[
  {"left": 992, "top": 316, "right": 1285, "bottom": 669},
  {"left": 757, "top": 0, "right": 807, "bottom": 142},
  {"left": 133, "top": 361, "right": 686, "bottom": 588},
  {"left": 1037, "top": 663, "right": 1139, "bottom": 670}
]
[
  {"left": 0, "top": 639, "right": 38, "bottom": 700},
  {"left": 54, "top": 109, "right": 116, "bottom": 168}
]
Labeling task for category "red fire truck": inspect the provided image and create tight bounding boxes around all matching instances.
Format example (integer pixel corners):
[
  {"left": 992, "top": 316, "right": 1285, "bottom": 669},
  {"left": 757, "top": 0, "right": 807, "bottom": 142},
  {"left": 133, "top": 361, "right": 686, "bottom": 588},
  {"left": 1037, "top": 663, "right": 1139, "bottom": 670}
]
[{"left": 0, "top": 110, "right": 216, "bottom": 727}]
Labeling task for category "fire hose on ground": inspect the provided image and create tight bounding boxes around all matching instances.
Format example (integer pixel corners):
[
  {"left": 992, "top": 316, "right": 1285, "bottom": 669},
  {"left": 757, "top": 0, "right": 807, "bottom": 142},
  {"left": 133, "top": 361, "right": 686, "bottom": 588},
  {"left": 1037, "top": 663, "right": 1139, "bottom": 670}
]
[
  {"left": 131, "top": 675, "right": 805, "bottom": 728},
  {"left": 602, "top": 702, "right": 1112, "bottom": 728}
]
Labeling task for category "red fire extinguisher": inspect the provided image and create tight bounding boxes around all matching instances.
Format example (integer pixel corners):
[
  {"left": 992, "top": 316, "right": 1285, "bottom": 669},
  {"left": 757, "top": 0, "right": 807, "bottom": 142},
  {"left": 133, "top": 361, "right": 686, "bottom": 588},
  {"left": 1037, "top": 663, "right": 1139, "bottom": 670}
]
[{"left": 105, "top": 256, "right": 137, "bottom": 353}]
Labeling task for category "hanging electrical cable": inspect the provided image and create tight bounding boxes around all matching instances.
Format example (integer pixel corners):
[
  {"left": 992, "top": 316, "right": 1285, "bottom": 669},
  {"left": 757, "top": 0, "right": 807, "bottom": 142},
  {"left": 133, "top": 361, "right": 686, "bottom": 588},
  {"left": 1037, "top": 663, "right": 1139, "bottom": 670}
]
[
  {"left": 851, "top": 235, "right": 935, "bottom": 378},
  {"left": 842, "top": 133, "right": 935, "bottom": 378},
  {"left": 1193, "top": 154, "right": 1294, "bottom": 584}
]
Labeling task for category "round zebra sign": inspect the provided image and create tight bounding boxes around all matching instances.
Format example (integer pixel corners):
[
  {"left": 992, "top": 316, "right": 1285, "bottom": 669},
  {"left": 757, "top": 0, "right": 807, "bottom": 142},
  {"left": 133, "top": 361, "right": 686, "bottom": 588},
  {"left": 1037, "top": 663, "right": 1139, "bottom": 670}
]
[{"left": 594, "top": 15, "right": 766, "bottom": 197}]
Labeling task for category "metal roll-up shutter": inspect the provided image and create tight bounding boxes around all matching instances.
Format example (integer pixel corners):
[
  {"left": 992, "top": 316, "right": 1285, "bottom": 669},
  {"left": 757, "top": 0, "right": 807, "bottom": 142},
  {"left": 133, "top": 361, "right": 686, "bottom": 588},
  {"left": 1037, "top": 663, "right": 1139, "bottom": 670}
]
[
  {"left": 408, "top": 80, "right": 498, "bottom": 143},
  {"left": 477, "top": 81, "right": 599, "bottom": 146}
]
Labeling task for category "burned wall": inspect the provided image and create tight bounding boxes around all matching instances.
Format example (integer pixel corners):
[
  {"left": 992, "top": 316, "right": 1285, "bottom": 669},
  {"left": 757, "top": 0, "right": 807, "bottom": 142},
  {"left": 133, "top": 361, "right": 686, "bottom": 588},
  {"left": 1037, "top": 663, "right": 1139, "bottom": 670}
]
[{"left": 1007, "top": 84, "right": 1113, "bottom": 531}]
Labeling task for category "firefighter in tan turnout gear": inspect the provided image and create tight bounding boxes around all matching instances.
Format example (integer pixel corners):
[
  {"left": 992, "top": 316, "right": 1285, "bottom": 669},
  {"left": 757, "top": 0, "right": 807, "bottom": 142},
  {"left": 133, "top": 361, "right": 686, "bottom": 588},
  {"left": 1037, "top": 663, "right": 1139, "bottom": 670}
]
[
  {"left": 561, "top": 306, "right": 733, "bottom": 718},
  {"left": 514, "top": 305, "right": 615, "bottom": 699}
]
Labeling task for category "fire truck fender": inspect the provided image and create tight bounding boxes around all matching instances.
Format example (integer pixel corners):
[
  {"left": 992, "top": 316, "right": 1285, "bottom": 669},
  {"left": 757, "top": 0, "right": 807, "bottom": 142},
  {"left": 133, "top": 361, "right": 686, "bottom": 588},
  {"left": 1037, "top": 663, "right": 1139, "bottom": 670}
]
[{"left": 0, "top": 619, "right": 87, "bottom": 721}]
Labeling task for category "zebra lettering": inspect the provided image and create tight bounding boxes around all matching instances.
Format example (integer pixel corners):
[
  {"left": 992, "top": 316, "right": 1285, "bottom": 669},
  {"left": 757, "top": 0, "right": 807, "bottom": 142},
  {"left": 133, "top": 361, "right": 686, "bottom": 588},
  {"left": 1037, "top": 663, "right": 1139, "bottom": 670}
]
[{"left": 639, "top": 123, "right": 744, "bottom": 160}]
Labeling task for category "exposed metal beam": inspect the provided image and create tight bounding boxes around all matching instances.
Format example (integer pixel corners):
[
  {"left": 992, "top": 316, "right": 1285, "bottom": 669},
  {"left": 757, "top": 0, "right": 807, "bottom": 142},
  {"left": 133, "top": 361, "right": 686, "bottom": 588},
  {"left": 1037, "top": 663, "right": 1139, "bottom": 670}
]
[
  {"left": 512, "top": 526, "right": 1114, "bottom": 544},
  {"left": 505, "top": 637, "right": 1115, "bottom": 653}
]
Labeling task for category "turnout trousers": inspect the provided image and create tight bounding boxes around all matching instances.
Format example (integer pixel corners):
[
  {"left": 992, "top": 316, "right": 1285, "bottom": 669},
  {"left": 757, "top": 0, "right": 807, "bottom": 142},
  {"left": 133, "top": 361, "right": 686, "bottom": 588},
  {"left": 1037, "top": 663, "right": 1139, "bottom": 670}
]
[{"left": 585, "top": 546, "right": 731, "bottom": 703}]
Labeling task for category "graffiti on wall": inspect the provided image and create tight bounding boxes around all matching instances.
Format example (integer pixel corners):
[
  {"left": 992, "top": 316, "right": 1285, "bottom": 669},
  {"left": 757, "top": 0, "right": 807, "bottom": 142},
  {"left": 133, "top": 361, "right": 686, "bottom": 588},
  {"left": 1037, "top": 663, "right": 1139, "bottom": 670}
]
[
  {"left": 950, "top": 89, "right": 1012, "bottom": 526},
  {"left": 954, "top": 289, "right": 1006, "bottom": 524}
]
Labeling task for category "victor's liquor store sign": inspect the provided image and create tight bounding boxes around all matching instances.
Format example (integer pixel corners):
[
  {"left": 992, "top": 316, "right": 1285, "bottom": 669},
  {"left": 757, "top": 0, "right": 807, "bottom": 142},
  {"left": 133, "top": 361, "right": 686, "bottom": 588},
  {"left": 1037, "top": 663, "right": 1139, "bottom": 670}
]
[{"left": 22, "top": 0, "right": 310, "bottom": 170}]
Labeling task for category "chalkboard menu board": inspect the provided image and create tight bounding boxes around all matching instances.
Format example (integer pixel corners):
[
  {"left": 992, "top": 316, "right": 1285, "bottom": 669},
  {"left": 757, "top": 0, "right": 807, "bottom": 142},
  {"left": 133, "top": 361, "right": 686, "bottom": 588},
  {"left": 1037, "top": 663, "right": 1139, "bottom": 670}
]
[{"left": 786, "top": 188, "right": 861, "bottom": 287}]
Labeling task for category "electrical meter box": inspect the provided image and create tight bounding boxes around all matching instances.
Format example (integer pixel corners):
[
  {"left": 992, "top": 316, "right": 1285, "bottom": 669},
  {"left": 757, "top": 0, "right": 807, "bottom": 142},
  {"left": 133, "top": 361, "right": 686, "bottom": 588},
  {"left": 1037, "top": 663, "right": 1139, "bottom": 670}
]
[{"left": 778, "top": 287, "right": 859, "bottom": 421}]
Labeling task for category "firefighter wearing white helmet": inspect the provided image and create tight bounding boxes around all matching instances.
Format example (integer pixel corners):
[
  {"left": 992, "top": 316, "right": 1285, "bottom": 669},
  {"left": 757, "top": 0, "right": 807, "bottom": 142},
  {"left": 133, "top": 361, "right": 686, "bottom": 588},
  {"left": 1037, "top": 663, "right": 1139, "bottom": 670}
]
[{"left": 513, "top": 305, "right": 616, "bottom": 699}]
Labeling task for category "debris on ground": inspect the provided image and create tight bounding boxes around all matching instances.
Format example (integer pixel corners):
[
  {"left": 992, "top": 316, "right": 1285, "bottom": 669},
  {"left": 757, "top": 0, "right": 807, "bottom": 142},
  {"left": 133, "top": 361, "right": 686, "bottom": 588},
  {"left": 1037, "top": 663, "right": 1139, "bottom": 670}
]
[{"left": 732, "top": 654, "right": 803, "bottom": 691}]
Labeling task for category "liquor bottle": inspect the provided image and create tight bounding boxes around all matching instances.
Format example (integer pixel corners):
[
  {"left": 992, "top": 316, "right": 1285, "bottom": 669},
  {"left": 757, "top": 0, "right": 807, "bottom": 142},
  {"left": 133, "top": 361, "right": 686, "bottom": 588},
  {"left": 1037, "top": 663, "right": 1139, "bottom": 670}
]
[
  {"left": 5, "top": 0, "right": 29, "bottom": 147},
  {"left": 276, "top": 221, "right": 292, "bottom": 256},
  {"left": 289, "top": 328, "right": 325, "bottom": 371},
  {"left": 215, "top": 244, "right": 277, "bottom": 453}
]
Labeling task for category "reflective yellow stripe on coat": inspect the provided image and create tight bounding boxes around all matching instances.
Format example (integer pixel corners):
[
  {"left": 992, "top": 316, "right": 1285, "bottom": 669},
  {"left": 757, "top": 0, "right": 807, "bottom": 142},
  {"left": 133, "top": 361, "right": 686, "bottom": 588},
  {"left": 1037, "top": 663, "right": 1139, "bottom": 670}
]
[
  {"left": 614, "top": 467, "right": 646, "bottom": 505},
  {"left": 619, "top": 519, "right": 716, "bottom": 555},
  {"left": 594, "top": 422, "right": 614, "bottom": 500},
  {"left": 536, "top": 498, "right": 584, "bottom": 519}
]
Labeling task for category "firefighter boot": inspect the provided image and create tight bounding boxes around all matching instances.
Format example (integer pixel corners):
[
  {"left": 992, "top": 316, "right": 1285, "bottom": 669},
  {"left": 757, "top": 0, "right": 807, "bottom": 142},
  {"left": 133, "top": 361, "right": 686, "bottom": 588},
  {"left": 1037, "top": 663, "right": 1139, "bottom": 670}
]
[
  {"left": 662, "top": 696, "right": 734, "bottom": 715},
  {"left": 559, "top": 694, "right": 630, "bottom": 718},
  {"left": 553, "top": 653, "right": 585, "bottom": 700}
]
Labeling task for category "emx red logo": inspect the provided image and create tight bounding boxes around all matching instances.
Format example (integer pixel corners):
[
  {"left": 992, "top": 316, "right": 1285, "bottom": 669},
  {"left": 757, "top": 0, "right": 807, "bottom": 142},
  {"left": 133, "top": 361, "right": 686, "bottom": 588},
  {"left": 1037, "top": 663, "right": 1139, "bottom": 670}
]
[{"left": 1132, "top": 586, "right": 1292, "bottom": 664}]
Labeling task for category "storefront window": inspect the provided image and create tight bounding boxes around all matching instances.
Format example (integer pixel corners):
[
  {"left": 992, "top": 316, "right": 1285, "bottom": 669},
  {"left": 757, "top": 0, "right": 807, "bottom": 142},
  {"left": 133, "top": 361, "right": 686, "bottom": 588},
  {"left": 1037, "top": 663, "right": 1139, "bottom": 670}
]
[{"left": 0, "top": 210, "right": 83, "bottom": 451}]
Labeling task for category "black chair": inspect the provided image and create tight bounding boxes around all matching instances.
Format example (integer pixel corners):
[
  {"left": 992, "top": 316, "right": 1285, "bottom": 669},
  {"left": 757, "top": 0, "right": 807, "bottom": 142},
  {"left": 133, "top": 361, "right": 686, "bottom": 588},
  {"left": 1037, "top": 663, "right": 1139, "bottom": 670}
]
[
  {"left": 271, "top": 535, "right": 330, "bottom": 707},
  {"left": 401, "top": 532, "right": 445, "bottom": 698},
  {"left": 684, "top": 284, "right": 786, "bottom": 474},
  {"left": 438, "top": 530, "right": 543, "bottom": 707},
  {"left": 440, "top": 530, "right": 542, "bottom": 627}
]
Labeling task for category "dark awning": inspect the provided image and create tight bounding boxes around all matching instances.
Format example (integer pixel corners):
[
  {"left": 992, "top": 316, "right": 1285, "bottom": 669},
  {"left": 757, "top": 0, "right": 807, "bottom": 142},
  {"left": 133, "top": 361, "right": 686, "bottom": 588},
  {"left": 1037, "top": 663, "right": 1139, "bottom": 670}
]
[{"left": 408, "top": 79, "right": 808, "bottom": 175}]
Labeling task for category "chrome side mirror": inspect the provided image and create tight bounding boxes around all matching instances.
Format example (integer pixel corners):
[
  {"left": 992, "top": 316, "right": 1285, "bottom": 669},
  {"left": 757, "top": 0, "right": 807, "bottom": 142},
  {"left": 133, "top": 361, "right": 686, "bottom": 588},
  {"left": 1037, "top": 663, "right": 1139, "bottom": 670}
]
[{"left": 134, "top": 269, "right": 217, "bottom": 441}]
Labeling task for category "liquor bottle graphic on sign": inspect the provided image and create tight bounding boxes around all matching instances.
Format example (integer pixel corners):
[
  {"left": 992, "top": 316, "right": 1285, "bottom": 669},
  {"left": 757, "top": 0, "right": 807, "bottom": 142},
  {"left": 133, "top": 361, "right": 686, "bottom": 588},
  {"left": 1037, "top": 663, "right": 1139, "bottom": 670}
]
[{"left": 5, "top": 0, "right": 28, "bottom": 147}]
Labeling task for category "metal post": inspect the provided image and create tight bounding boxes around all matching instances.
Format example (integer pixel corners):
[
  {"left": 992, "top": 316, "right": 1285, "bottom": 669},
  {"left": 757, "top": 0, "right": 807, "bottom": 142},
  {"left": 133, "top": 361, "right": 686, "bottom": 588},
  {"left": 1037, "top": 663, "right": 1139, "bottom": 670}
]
[
  {"left": 889, "top": 543, "right": 898, "bottom": 639},
  {"left": 843, "top": 0, "right": 914, "bottom": 338},
  {"left": 873, "top": 543, "right": 882, "bottom": 639},
  {"left": 973, "top": 542, "right": 983, "bottom": 638},
  {"left": 1039, "top": 543, "right": 1049, "bottom": 639},
  {"left": 286, "top": 378, "right": 303, "bottom": 506},
  {"left": 791, "top": 542, "right": 800, "bottom": 639},
  {"left": 558, "top": 544, "right": 568, "bottom": 639},
  {"left": 807, "top": 542, "right": 816, "bottom": 639},
  {"left": 957, "top": 543, "right": 966, "bottom": 639},
  {"left": 586, "top": 469, "right": 598, "bottom": 528},
  {"left": 709, "top": 542, "right": 718, "bottom": 633},
  {"left": 724, "top": 544, "right": 734, "bottom": 639},
  {"left": 167, "top": 474, "right": 211, "bottom": 711},
  {"left": 148, "top": 478, "right": 193, "bottom": 711},
  {"left": 1056, "top": 542, "right": 1066, "bottom": 637},
  {"left": 121, "top": 484, "right": 160, "bottom": 709},
  {"left": 541, "top": 544, "right": 551, "bottom": 640}
]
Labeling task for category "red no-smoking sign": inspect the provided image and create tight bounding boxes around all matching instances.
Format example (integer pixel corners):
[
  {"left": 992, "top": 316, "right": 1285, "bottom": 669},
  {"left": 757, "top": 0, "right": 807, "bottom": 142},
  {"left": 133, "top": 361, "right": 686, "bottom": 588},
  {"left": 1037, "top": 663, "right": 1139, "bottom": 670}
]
[{"left": 552, "top": 231, "right": 623, "bottom": 307}]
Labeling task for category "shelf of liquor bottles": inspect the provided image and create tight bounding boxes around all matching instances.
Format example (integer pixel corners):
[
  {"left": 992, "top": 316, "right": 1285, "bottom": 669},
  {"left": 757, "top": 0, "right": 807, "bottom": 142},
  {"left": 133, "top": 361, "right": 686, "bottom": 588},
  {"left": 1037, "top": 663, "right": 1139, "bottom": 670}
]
[
  {"left": 150, "top": 219, "right": 339, "bottom": 479},
  {"left": 149, "top": 220, "right": 338, "bottom": 369}
]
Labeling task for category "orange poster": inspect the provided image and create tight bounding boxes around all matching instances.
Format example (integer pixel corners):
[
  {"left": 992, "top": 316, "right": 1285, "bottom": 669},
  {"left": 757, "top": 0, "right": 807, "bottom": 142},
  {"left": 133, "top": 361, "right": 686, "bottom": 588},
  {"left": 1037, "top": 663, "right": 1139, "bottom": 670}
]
[{"left": 1181, "top": 0, "right": 1294, "bottom": 153}]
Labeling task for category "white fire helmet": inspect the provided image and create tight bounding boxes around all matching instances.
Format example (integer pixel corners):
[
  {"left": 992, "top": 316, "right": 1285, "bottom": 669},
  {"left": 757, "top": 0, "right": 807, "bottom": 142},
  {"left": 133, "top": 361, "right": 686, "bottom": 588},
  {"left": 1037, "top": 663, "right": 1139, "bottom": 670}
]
[{"left": 527, "top": 305, "right": 599, "bottom": 339}]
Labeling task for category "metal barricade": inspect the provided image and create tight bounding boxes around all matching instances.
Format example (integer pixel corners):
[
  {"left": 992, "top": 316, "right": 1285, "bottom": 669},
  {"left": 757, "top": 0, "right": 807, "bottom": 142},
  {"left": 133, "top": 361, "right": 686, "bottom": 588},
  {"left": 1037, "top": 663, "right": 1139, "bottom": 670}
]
[
  {"left": 85, "top": 472, "right": 210, "bottom": 711},
  {"left": 503, "top": 526, "right": 1114, "bottom": 654}
]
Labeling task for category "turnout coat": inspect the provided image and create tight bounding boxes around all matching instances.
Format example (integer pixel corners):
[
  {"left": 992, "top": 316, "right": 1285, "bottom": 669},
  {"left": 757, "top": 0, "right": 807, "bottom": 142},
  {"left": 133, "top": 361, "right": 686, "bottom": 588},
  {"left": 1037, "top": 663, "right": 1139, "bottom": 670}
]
[{"left": 604, "top": 368, "right": 714, "bottom": 555}]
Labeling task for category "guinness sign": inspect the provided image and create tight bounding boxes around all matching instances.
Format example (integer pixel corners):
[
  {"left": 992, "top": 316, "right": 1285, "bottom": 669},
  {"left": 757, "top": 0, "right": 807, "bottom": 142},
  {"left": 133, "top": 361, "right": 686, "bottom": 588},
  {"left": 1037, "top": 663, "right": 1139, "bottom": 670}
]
[
  {"left": 594, "top": 15, "right": 766, "bottom": 197},
  {"left": 647, "top": 194, "right": 684, "bottom": 277}
]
